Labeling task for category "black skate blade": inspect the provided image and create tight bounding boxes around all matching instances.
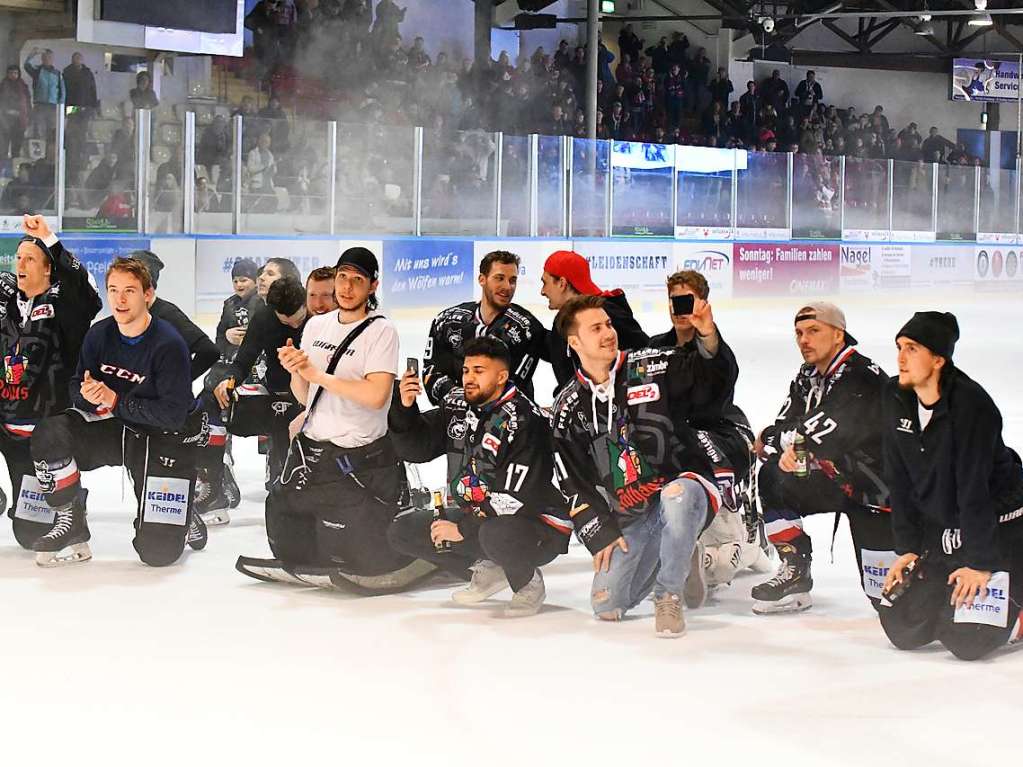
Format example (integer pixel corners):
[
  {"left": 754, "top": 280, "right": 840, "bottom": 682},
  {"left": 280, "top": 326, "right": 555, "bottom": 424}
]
[
  {"left": 328, "top": 559, "right": 439, "bottom": 595},
  {"left": 235, "top": 556, "right": 311, "bottom": 586}
]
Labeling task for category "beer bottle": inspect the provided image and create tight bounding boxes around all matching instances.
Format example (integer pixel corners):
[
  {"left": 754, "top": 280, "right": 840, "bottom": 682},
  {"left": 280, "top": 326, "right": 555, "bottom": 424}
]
[
  {"left": 793, "top": 432, "right": 809, "bottom": 479},
  {"left": 432, "top": 490, "right": 452, "bottom": 554}
]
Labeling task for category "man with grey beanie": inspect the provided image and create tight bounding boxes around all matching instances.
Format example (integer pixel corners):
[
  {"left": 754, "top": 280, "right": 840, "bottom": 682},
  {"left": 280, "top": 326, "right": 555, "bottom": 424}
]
[
  {"left": 751, "top": 301, "right": 894, "bottom": 614},
  {"left": 880, "top": 311, "right": 1023, "bottom": 660}
]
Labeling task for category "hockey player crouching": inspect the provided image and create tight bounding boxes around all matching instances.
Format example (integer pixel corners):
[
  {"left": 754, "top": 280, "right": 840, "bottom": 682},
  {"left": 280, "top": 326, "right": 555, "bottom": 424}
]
[
  {"left": 880, "top": 312, "right": 1023, "bottom": 660},
  {"left": 551, "top": 295, "right": 731, "bottom": 637},
  {"left": 388, "top": 336, "right": 571, "bottom": 617},
  {"left": 235, "top": 247, "right": 431, "bottom": 591},
  {"left": 30, "top": 257, "right": 207, "bottom": 566}
]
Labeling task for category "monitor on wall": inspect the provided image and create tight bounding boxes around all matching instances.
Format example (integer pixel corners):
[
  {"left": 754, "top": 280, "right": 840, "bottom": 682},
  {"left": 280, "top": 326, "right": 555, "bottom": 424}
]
[
  {"left": 99, "top": 0, "right": 238, "bottom": 34},
  {"left": 77, "top": 0, "right": 245, "bottom": 56}
]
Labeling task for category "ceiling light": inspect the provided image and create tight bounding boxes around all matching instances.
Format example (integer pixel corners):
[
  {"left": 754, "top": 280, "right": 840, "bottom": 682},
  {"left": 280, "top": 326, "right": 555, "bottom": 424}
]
[
  {"left": 915, "top": 21, "right": 935, "bottom": 35},
  {"left": 968, "top": 12, "right": 993, "bottom": 26}
]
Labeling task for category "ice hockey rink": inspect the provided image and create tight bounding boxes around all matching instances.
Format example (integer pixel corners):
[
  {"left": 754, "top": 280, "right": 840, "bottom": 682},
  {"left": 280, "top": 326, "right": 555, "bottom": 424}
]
[{"left": 2, "top": 291, "right": 1019, "bottom": 766}]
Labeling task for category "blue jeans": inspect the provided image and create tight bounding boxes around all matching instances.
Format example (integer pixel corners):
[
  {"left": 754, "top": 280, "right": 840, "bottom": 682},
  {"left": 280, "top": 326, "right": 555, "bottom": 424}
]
[{"left": 591, "top": 478, "right": 709, "bottom": 618}]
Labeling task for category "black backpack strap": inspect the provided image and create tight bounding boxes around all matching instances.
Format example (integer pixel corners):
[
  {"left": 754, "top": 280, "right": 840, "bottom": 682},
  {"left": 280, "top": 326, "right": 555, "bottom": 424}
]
[{"left": 305, "top": 315, "right": 382, "bottom": 418}]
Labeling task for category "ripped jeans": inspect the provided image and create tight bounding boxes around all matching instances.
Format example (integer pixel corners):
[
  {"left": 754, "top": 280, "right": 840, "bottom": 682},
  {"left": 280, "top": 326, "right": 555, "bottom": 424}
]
[{"left": 591, "top": 478, "right": 710, "bottom": 618}]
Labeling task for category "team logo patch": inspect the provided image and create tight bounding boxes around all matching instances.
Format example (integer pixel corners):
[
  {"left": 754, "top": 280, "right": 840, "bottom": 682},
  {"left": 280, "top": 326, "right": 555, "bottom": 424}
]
[
  {"left": 29, "top": 304, "right": 54, "bottom": 321},
  {"left": 607, "top": 423, "right": 662, "bottom": 510},
  {"left": 481, "top": 433, "right": 501, "bottom": 456},
  {"left": 4, "top": 344, "right": 28, "bottom": 385},
  {"left": 896, "top": 418, "right": 913, "bottom": 434},
  {"left": 447, "top": 418, "right": 467, "bottom": 440},
  {"left": 454, "top": 460, "right": 489, "bottom": 505},
  {"left": 143, "top": 476, "right": 189, "bottom": 526},
  {"left": 627, "top": 383, "right": 660, "bottom": 405}
]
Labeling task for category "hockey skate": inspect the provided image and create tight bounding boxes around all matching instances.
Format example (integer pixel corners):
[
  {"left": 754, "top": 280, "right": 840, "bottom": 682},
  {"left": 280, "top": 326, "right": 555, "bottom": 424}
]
[
  {"left": 194, "top": 476, "right": 231, "bottom": 527},
  {"left": 329, "top": 559, "right": 439, "bottom": 595},
  {"left": 751, "top": 537, "right": 813, "bottom": 614},
  {"left": 235, "top": 555, "right": 312, "bottom": 586},
  {"left": 222, "top": 462, "right": 241, "bottom": 509},
  {"left": 186, "top": 510, "right": 208, "bottom": 551},
  {"left": 452, "top": 560, "right": 508, "bottom": 605},
  {"left": 33, "top": 492, "right": 91, "bottom": 567}
]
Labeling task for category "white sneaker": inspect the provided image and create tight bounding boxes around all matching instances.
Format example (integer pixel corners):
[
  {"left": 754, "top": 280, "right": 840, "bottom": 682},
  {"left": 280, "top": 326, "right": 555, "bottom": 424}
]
[
  {"left": 504, "top": 570, "right": 545, "bottom": 618},
  {"left": 451, "top": 560, "right": 508, "bottom": 605}
]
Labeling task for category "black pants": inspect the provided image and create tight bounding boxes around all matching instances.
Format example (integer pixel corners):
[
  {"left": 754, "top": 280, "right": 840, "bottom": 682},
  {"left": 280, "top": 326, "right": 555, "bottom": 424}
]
[
  {"left": 198, "top": 389, "right": 300, "bottom": 489},
  {"left": 31, "top": 411, "right": 199, "bottom": 567},
  {"left": 760, "top": 460, "right": 895, "bottom": 609},
  {"left": 1, "top": 433, "right": 50, "bottom": 549},
  {"left": 879, "top": 543, "right": 1023, "bottom": 661},
  {"left": 266, "top": 433, "right": 412, "bottom": 575},
  {"left": 387, "top": 509, "right": 569, "bottom": 592}
]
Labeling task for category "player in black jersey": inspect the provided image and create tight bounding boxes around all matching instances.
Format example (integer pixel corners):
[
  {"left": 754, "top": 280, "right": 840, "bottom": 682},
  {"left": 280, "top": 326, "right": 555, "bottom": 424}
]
[
  {"left": 423, "top": 250, "right": 545, "bottom": 405},
  {"left": 0, "top": 215, "right": 101, "bottom": 549}
]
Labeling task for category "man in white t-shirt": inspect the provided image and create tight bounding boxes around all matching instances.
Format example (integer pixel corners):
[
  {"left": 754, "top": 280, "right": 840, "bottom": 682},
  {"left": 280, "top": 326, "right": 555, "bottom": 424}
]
[{"left": 235, "top": 247, "right": 434, "bottom": 591}]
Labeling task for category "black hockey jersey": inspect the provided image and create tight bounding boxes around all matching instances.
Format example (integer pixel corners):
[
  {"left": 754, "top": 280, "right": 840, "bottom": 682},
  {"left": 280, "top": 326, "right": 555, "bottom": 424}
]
[
  {"left": 219, "top": 304, "right": 305, "bottom": 394},
  {"left": 0, "top": 238, "right": 101, "bottom": 437},
  {"left": 761, "top": 345, "right": 889, "bottom": 509},
  {"left": 389, "top": 383, "right": 571, "bottom": 538},
  {"left": 215, "top": 292, "right": 262, "bottom": 362},
  {"left": 423, "top": 301, "right": 545, "bottom": 405},
  {"left": 551, "top": 342, "right": 730, "bottom": 554}
]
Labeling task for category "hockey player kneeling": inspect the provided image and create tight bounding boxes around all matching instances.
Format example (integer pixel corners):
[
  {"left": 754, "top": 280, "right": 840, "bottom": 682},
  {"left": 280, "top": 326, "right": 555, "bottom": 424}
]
[
  {"left": 31, "top": 257, "right": 207, "bottom": 567},
  {"left": 387, "top": 336, "right": 571, "bottom": 618},
  {"left": 551, "top": 295, "right": 731, "bottom": 638},
  {"left": 880, "top": 313, "right": 1023, "bottom": 661},
  {"left": 235, "top": 247, "right": 433, "bottom": 592}
]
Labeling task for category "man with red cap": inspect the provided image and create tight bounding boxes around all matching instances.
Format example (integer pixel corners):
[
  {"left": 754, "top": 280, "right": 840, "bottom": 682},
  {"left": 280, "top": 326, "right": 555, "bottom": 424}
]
[
  {"left": 540, "top": 250, "right": 649, "bottom": 391},
  {"left": 880, "top": 311, "right": 1023, "bottom": 661}
]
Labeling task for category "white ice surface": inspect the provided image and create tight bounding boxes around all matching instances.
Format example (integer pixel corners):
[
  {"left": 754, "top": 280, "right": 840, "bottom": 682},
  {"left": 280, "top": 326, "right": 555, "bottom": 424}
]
[{"left": 1, "top": 293, "right": 1020, "bottom": 766}]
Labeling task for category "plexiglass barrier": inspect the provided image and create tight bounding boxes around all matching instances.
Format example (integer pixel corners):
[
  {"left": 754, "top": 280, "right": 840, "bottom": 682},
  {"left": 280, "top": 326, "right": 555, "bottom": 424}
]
[{"left": 18, "top": 107, "right": 1019, "bottom": 242}]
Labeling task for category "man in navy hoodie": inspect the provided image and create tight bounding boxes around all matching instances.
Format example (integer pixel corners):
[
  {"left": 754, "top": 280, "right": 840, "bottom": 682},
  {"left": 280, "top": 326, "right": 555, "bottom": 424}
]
[{"left": 30, "top": 257, "right": 207, "bottom": 567}]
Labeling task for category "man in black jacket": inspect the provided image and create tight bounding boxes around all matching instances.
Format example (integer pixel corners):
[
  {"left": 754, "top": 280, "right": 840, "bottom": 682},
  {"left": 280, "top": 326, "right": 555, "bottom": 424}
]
[
  {"left": 652, "top": 270, "right": 770, "bottom": 590},
  {"left": 133, "top": 251, "right": 219, "bottom": 382},
  {"left": 540, "top": 250, "right": 649, "bottom": 393},
  {"left": 389, "top": 337, "right": 570, "bottom": 617},
  {"left": 1, "top": 215, "right": 101, "bottom": 549},
  {"left": 552, "top": 294, "right": 730, "bottom": 637},
  {"left": 424, "top": 250, "right": 545, "bottom": 405},
  {"left": 752, "top": 302, "right": 894, "bottom": 615},
  {"left": 880, "top": 312, "right": 1023, "bottom": 660},
  {"left": 30, "top": 257, "right": 207, "bottom": 567}
]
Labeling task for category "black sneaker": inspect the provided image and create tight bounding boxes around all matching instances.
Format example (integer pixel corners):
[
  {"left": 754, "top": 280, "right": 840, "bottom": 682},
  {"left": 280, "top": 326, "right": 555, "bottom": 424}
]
[{"left": 751, "top": 535, "right": 813, "bottom": 614}]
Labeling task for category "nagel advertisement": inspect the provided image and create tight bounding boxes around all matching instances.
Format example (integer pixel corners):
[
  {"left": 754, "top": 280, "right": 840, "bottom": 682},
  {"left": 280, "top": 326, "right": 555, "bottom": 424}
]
[
  {"left": 733, "top": 242, "right": 840, "bottom": 297},
  {"left": 840, "top": 244, "right": 911, "bottom": 293}
]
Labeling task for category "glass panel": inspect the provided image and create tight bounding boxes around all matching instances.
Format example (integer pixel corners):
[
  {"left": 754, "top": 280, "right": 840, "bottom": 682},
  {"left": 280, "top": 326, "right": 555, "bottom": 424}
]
[
  {"left": 421, "top": 128, "right": 497, "bottom": 236},
  {"left": 500, "top": 134, "right": 529, "bottom": 237},
  {"left": 240, "top": 115, "right": 331, "bottom": 234},
  {"left": 936, "top": 163, "right": 976, "bottom": 241},
  {"left": 335, "top": 123, "right": 414, "bottom": 236},
  {"left": 571, "top": 137, "right": 608, "bottom": 237},
  {"left": 147, "top": 106, "right": 186, "bottom": 234},
  {"left": 611, "top": 140, "right": 673, "bottom": 237},
  {"left": 791, "top": 153, "right": 841, "bottom": 239},
  {"left": 194, "top": 109, "right": 234, "bottom": 233},
  {"left": 843, "top": 157, "right": 890, "bottom": 234},
  {"left": 675, "top": 146, "right": 733, "bottom": 233},
  {"left": 64, "top": 106, "right": 137, "bottom": 232},
  {"left": 735, "top": 151, "right": 788, "bottom": 232},
  {"left": 979, "top": 166, "right": 1017, "bottom": 235},
  {"left": 891, "top": 160, "right": 933, "bottom": 233},
  {"left": 537, "top": 135, "right": 564, "bottom": 236}
]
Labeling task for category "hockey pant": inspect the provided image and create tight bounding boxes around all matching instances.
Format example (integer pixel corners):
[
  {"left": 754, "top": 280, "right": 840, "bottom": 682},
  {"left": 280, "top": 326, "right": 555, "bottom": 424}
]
[
  {"left": 1, "top": 431, "right": 51, "bottom": 549},
  {"left": 31, "top": 410, "right": 201, "bottom": 567},
  {"left": 758, "top": 458, "right": 894, "bottom": 608},
  {"left": 266, "top": 433, "right": 412, "bottom": 575},
  {"left": 387, "top": 509, "right": 569, "bottom": 592},
  {"left": 879, "top": 539, "right": 1023, "bottom": 661},
  {"left": 198, "top": 388, "right": 301, "bottom": 489}
]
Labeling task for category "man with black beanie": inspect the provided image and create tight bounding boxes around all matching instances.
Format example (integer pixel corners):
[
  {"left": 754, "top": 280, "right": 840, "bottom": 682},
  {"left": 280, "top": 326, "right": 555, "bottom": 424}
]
[
  {"left": 880, "top": 311, "right": 1023, "bottom": 660},
  {"left": 0, "top": 215, "right": 101, "bottom": 549},
  {"left": 132, "top": 250, "right": 219, "bottom": 382}
]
